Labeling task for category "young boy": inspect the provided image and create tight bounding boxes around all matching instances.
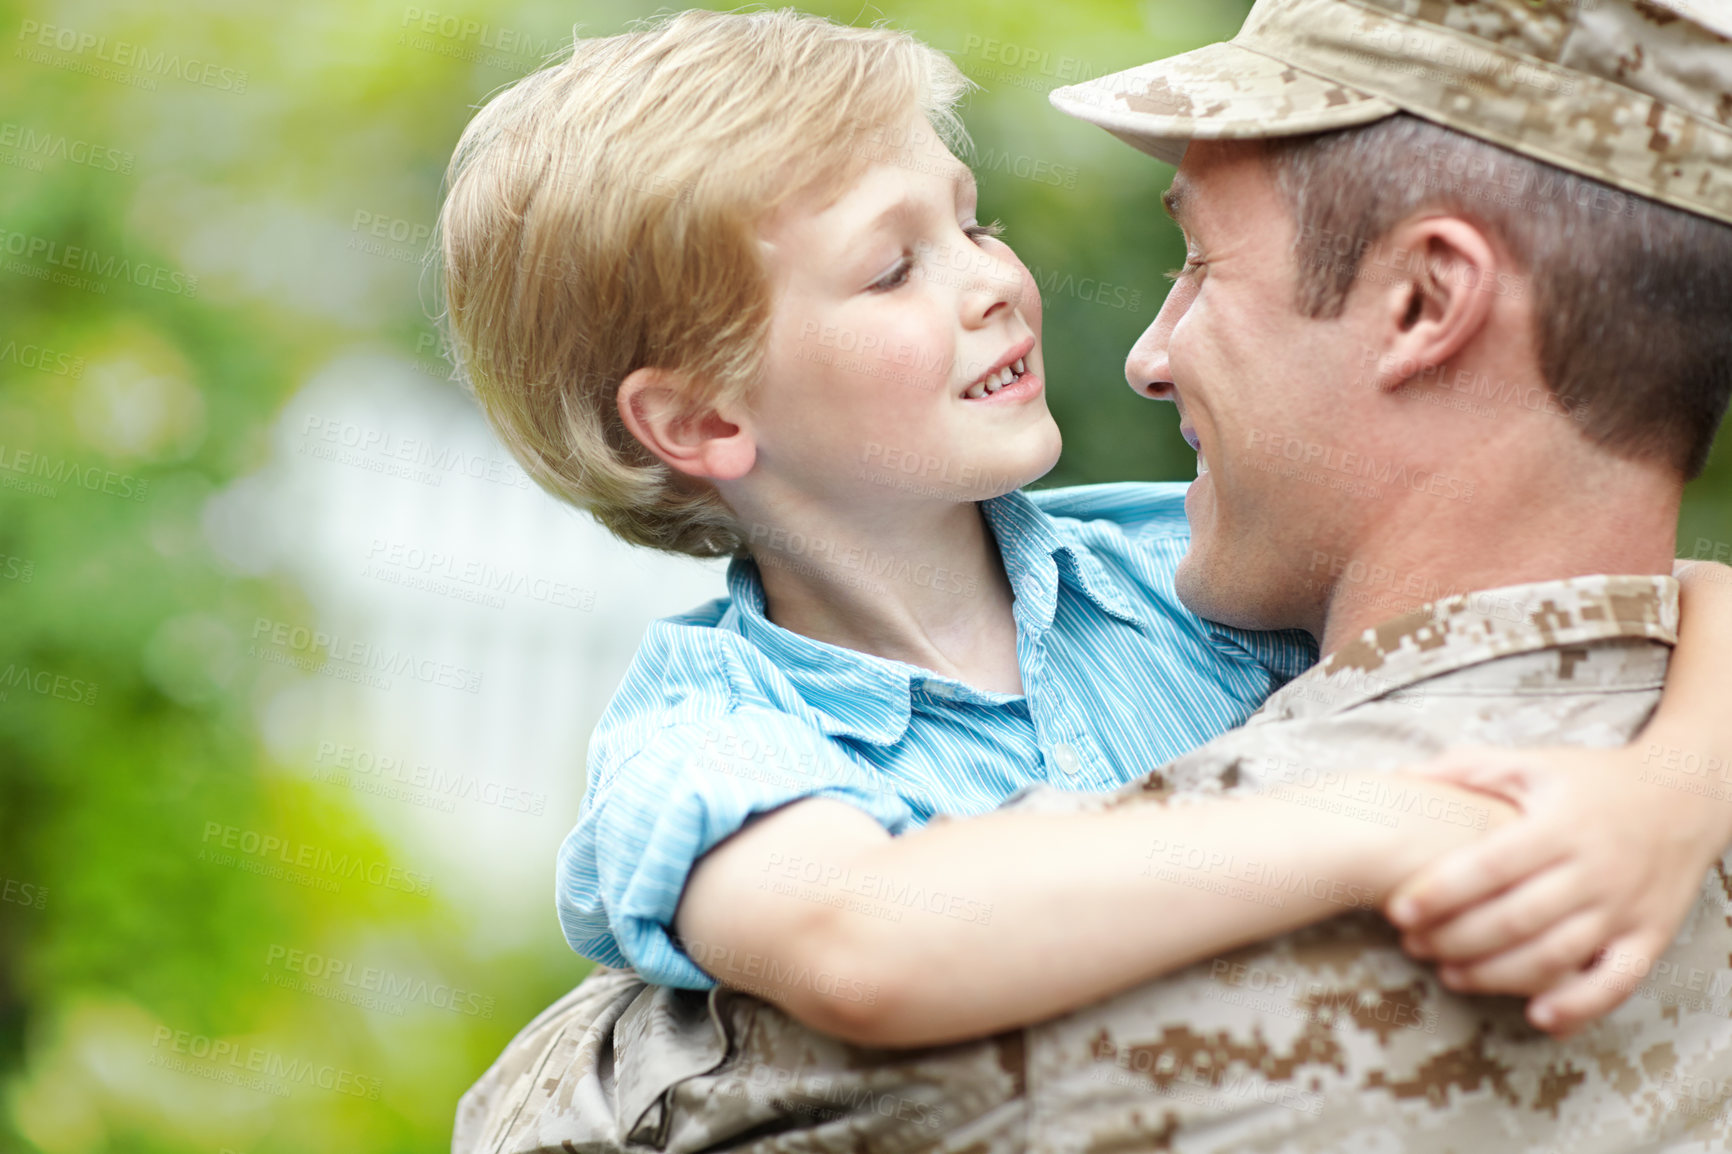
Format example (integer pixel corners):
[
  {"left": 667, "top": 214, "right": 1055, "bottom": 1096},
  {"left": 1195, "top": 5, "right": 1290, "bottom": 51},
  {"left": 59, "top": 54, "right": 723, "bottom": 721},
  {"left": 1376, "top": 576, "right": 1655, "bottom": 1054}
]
[{"left": 437, "top": 2, "right": 1732, "bottom": 1100}]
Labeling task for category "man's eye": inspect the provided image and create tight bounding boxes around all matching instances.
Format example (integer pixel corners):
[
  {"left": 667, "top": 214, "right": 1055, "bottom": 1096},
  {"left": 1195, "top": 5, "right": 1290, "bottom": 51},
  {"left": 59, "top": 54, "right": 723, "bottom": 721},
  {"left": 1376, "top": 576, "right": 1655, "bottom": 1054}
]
[
  {"left": 870, "top": 256, "right": 914, "bottom": 292},
  {"left": 965, "top": 220, "right": 1006, "bottom": 244},
  {"left": 1163, "top": 256, "right": 1205, "bottom": 283}
]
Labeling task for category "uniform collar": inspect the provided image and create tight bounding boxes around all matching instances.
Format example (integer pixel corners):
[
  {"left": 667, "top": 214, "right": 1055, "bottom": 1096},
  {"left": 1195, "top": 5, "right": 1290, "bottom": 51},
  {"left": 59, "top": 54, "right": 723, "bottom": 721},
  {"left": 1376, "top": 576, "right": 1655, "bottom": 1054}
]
[
  {"left": 726, "top": 491, "right": 1141, "bottom": 745},
  {"left": 1258, "top": 574, "right": 1679, "bottom": 722}
]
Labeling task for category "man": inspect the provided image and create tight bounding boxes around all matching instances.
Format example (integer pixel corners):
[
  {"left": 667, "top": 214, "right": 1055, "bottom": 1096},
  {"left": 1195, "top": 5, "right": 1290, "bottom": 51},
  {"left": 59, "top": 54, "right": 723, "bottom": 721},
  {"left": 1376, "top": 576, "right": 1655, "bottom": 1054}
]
[{"left": 455, "top": 0, "right": 1732, "bottom": 1149}]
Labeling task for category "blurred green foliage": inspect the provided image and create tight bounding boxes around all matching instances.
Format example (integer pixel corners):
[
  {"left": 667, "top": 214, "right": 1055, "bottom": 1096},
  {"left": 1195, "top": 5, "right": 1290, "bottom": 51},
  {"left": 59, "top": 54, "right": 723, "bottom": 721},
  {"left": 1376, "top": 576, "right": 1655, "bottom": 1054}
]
[{"left": 0, "top": 0, "right": 1727, "bottom": 1151}]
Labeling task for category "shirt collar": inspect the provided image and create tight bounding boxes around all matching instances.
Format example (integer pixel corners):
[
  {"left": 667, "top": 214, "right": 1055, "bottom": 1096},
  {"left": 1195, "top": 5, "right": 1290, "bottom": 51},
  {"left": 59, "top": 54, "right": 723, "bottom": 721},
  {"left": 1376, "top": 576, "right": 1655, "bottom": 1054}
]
[
  {"left": 724, "top": 491, "right": 1142, "bottom": 745},
  {"left": 1257, "top": 574, "right": 1679, "bottom": 723},
  {"left": 726, "top": 558, "right": 915, "bottom": 746},
  {"left": 983, "top": 489, "right": 1146, "bottom": 632}
]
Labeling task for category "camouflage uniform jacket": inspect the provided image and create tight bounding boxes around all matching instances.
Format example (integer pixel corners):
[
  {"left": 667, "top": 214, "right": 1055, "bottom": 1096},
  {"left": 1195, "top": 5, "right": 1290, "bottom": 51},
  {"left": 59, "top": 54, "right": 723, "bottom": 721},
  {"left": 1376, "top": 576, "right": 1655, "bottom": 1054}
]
[{"left": 456, "top": 575, "right": 1732, "bottom": 1154}]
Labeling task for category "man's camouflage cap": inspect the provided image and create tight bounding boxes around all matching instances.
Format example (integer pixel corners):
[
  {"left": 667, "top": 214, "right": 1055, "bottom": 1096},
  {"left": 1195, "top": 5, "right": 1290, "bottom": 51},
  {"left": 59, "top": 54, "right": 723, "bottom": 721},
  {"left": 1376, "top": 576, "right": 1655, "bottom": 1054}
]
[{"left": 1049, "top": 0, "right": 1732, "bottom": 227}]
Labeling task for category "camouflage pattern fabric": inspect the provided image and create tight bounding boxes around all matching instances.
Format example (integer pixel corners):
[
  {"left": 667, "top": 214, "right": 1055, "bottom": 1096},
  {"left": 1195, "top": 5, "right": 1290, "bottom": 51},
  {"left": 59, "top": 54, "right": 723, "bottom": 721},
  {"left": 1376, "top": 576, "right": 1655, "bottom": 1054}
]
[
  {"left": 1048, "top": 0, "right": 1732, "bottom": 228},
  {"left": 456, "top": 575, "right": 1732, "bottom": 1153}
]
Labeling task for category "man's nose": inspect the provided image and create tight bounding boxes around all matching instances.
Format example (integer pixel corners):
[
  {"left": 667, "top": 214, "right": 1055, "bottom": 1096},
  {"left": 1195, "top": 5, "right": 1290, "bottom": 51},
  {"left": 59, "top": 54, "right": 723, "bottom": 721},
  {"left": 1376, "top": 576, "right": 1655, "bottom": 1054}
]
[
  {"left": 1125, "top": 336, "right": 1174, "bottom": 401},
  {"left": 1124, "top": 275, "right": 1193, "bottom": 401}
]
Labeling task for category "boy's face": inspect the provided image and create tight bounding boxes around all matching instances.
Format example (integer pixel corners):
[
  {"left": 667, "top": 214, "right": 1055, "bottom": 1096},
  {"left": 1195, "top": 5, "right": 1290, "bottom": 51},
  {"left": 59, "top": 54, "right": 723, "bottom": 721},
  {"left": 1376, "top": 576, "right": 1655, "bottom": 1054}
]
[{"left": 746, "top": 111, "right": 1061, "bottom": 514}]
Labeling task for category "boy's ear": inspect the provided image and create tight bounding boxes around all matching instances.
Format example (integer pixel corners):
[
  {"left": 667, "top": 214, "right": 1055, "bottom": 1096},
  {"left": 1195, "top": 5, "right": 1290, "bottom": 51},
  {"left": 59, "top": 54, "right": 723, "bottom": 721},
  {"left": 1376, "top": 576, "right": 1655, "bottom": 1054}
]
[{"left": 616, "top": 367, "right": 756, "bottom": 481}]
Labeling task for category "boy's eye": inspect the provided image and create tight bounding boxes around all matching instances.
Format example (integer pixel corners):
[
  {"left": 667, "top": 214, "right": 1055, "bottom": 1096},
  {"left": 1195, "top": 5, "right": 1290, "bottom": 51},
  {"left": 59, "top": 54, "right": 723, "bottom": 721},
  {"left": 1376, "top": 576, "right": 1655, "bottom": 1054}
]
[
  {"left": 867, "top": 222, "right": 1006, "bottom": 293},
  {"left": 869, "top": 256, "right": 914, "bottom": 293}
]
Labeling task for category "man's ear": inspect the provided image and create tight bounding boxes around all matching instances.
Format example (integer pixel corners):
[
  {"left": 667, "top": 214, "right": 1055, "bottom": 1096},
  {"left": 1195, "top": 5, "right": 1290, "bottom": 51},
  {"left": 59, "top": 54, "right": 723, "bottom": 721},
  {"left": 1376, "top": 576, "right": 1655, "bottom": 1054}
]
[
  {"left": 616, "top": 368, "right": 756, "bottom": 481},
  {"left": 1359, "top": 216, "right": 1503, "bottom": 393}
]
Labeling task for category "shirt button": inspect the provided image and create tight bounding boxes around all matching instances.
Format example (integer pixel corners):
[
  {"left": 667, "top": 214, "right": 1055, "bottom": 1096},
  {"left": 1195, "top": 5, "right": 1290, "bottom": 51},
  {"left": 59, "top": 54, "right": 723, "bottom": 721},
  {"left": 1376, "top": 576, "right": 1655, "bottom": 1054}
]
[
  {"left": 924, "top": 682, "right": 958, "bottom": 701},
  {"left": 1050, "top": 743, "right": 1082, "bottom": 776}
]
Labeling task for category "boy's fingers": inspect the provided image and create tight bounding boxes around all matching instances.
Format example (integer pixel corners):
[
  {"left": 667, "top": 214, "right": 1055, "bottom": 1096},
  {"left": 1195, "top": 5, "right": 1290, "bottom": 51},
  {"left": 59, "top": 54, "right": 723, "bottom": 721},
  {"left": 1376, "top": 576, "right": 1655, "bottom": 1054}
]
[
  {"left": 1438, "top": 908, "right": 1607, "bottom": 997},
  {"left": 1528, "top": 933, "right": 1657, "bottom": 1034},
  {"left": 1404, "top": 863, "right": 1585, "bottom": 961},
  {"left": 1388, "top": 820, "right": 1565, "bottom": 929}
]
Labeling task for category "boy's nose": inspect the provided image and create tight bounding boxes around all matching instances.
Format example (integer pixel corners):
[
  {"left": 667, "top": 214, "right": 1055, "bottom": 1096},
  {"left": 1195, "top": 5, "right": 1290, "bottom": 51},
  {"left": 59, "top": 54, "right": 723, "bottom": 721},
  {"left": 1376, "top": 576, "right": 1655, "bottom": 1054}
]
[{"left": 959, "top": 252, "right": 1025, "bottom": 326}]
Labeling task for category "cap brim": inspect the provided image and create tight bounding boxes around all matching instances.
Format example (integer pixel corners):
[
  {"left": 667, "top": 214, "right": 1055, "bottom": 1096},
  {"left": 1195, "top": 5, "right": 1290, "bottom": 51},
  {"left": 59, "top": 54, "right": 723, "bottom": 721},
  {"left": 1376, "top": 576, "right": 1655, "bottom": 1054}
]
[{"left": 1050, "top": 40, "right": 1398, "bottom": 167}]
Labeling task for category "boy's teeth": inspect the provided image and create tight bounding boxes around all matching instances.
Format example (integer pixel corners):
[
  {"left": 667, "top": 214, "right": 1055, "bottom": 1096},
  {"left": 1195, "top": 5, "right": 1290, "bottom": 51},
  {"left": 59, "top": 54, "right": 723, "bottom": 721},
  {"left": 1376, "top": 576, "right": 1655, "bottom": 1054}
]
[{"left": 967, "top": 357, "right": 1029, "bottom": 398}]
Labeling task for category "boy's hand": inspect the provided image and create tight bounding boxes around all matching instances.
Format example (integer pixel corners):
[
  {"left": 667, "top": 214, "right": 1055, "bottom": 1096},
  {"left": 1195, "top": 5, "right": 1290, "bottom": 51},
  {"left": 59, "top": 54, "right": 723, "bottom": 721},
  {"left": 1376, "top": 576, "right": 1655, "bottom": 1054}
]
[{"left": 1383, "top": 744, "right": 1732, "bottom": 1038}]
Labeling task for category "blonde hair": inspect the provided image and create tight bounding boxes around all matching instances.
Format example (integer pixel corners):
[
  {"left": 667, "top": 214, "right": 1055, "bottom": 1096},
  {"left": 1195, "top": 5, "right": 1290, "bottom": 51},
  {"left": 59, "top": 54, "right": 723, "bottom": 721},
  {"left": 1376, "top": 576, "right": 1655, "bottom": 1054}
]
[{"left": 435, "top": 9, "right": 972, "bottom": 556}]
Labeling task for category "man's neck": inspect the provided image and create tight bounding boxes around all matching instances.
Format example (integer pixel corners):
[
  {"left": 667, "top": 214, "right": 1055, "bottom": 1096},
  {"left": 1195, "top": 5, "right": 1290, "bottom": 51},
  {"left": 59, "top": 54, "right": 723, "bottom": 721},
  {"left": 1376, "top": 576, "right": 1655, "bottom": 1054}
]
[{"left": 1316, "top": 450, "right": 1683, "bottom": 657}]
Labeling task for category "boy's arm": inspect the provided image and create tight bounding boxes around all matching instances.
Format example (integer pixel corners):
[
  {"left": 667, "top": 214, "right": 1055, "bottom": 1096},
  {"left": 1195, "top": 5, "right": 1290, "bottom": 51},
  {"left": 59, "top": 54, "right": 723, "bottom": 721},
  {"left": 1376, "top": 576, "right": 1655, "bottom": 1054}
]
[
  {"left": 674, "top": 776, "right": 1506, "bottom": 1048},
  {"left": 1388, "top": 560, "right": 1732, "bottom": 1036}
]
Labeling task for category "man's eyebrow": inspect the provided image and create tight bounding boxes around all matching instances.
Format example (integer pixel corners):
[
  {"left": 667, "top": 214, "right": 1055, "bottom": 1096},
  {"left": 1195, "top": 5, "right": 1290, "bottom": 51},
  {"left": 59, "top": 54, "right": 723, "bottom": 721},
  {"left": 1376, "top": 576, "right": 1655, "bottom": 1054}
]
[{"left": 1162, "top": 177, "right": 1190, "bottom": 224}]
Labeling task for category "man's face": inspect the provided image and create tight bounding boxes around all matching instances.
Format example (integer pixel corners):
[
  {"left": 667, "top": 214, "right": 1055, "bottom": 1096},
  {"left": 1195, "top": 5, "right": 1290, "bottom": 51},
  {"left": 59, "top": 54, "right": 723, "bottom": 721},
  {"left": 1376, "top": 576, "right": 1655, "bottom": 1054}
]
[
  {"left": 1125, "top": 141, "right": 1367, "bottom": 634},
  {"left": 745, "top": 111, "right": 1061, "bottom": 514}
]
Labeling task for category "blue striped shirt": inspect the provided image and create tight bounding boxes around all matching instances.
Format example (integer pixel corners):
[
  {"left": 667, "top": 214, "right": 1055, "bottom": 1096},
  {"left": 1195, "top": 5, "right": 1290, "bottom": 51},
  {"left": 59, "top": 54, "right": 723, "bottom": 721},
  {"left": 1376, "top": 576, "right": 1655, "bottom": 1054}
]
[{"left": 557, "top": 482, "right": 1317, "bottom": 988}]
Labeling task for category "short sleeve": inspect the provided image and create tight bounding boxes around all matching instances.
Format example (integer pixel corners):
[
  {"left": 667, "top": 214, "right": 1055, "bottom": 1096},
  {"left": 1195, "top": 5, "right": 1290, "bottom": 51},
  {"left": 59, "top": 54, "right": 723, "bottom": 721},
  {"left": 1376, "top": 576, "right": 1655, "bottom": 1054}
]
[{"left": 556, "top": 708, "right": 919, "bottom": 989}]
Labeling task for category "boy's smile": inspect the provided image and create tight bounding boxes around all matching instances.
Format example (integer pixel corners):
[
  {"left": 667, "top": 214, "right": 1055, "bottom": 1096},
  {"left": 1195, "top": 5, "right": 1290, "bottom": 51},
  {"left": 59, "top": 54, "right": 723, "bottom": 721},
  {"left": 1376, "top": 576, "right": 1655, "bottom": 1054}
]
[{"left": 746, "top": 110, "right": 1061, "bottom": 508}]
